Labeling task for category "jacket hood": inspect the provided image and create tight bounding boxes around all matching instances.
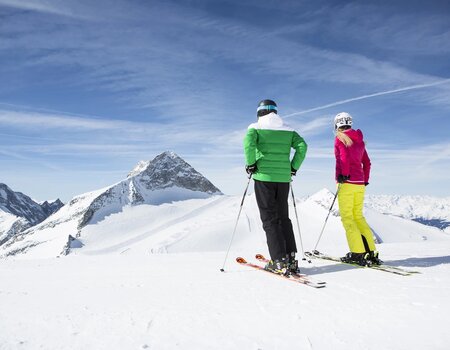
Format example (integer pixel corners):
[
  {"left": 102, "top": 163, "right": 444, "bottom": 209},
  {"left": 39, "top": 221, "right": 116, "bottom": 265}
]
[
  {"left": 258, "top": 112, "right": 283, "bottom": 128},
  {"left": 248, "top": 112, "right": 294, "bottom": 132},
  {"left": 344, "top": 128, "right": 364, "bottom": 142}
]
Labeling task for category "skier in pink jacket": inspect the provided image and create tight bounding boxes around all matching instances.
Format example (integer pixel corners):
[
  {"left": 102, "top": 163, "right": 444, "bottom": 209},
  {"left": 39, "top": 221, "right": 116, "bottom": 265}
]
[{"left": 334, "top": 112, "right": 381, "bottom": 266}]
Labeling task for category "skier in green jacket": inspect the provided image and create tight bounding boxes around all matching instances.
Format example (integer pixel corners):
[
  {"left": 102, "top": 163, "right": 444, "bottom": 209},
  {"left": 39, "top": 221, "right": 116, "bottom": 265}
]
[{"left": 244, "top": 99, "right": 307, "bottom": 274}]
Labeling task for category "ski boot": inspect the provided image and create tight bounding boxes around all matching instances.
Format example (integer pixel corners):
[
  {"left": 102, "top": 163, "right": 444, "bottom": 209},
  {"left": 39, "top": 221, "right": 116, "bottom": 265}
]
[
  {"left": 286, "top": 252, "right": 300, "bottom": 274},
  {"left": 369, "top": 251, "right": 383, "bottom": 265},
  {"left": 264, "top": 258, "right": 288, "bottom": 275},
  {"left": 341, "top": 252, "right": 371, "bottom": 266}
]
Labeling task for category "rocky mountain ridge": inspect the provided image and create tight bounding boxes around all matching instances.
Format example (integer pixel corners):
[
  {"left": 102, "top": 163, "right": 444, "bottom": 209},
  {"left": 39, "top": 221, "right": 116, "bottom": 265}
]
[
  {"left": 0, "top": 151, "right": 222, "bottom": 257},
  {"left": 0, "top": 184, "right": 64, "bottom": 245}
]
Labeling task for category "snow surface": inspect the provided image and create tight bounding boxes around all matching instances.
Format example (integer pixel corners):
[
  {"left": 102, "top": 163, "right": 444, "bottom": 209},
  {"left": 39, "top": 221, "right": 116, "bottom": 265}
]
[
  {"left": 1, "top": 189, "right": 450, "bottom": 349},
  {"left": 0, "top": 211, "right": 19, "bottom": 240},
  {"left": 1, "top": 245, "right": 450, "bottom": 350}
]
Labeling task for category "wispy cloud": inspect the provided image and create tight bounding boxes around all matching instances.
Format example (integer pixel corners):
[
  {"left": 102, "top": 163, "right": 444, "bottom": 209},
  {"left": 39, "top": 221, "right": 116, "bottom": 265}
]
[
  {"left": 291, "top": 117, "right": 332, "bottom": 135},
  {"left": 0, "top": 110, "right": 126, "bottom": 130},
  {"left": 0, "top": 149, "right": 63, "bottom": 171},
  {"left": 2, "top": 0, "right": 449, "bottom": 123},
  {"left": 283, "top": 79, "right": 450, "bottom": 118},
  {"left": 1, "top": 1, "right": 449, "bottom": 198},
  {"left": 0, "top": 0, "right": 89, "bottom": 19},
  {"left": 329, "top": 3, "right": 450, "bottom": 56},
  {"left": 370, "top": 143, "right": 450, "bottom": 164},
  {"left": 0, "top": 108, "right": 223, "bottom": 158}
]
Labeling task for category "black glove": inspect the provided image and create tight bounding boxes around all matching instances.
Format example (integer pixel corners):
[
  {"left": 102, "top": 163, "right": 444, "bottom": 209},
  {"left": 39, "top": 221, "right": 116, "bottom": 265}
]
[
  {"left": 365, "top": 182, "right": 369, "bottom": 186},
  {"left": 337, "top": 174, "right": 350, "bottom": 184},
  {"left": 245, "top": 163, "right": 257, "bottom": 175},
  {"left": 291, "top": 167, "right": 297, "bottom": 176}
]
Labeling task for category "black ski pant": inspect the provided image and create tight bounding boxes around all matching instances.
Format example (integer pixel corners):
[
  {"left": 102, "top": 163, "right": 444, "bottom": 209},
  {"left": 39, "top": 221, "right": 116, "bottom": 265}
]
[{"left": 254, "top": 180, "right": 297, "bottom": 261}]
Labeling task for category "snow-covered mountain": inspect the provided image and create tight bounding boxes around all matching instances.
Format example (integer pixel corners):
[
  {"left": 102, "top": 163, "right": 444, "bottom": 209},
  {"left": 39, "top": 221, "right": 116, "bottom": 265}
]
[
  {"left": 2, "top": 181, "right": 448, "bottom": 260},
  {"left": 0, "top": 151, "right": 222, "bottom": 257},
  {"left": 304, "top": 188, "right": 450, "bottom": 233},
  {"left": 0, "top": 184, "right": 47, "bottom": 224},
  {"left": 0, "top": 184, "right": 63, "bottom": 245},
  {"left": 40, "top": 199, "right": 64, "bottom": 217},
  {"left": 127, "top": 150, "right": 222, "bottom": 195},
  {"left": 2, "top": 157, "right": 449, "bottom": 260},
  {"left": 366, "top": 194, "right": 450, "bottom": 232}
]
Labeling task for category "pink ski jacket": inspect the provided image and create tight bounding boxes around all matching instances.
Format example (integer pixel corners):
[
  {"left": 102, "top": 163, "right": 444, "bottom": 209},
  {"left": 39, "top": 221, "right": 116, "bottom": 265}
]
[{"left": 334, "top": 129, "right": 371, "bottom": 185}]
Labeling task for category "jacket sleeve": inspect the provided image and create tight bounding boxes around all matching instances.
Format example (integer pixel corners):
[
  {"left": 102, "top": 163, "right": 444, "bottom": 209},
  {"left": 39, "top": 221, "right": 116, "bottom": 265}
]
[
  {"left": 334, "top": 143, "right": 341, "bottom": 179},
  {"left": 335, "top": 139, "right": 350, "bottom": 176},
  {"left": 243, "top": 128, "right": 257, "bottom": 166},
  {"left": 291, "top": 131, "right": 307, "bottom": 170},
  {"left": 362, "top": 149, "right": 371, "bottom": 183}
]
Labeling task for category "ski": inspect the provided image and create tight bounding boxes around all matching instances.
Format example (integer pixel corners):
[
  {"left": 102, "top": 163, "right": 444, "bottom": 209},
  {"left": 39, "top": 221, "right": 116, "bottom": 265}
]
[
  {"left": 235, "top": 257, "right": 326, "bottom": 288},
  {"left": 305, "top": 250, "right": 420, "bottom": 276},
  {"left": 254, "top": 254, "right": 326, "bottom": 285}
]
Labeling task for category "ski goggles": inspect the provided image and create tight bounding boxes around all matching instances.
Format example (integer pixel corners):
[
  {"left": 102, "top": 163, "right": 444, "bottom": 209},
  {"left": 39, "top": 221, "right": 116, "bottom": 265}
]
[{"left": 257, "top": 105, "right": 278, "bottom": 112}]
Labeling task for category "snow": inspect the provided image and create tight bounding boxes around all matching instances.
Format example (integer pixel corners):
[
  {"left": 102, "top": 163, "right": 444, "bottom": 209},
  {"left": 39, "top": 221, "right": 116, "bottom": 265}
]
[
  {"left": 0, "top": 211, "right": 19, "bottom": 240},
  {"left": 366, "top": 194, "right": 450, "bottom": 232},
  {"left": 1, "top": 244, "right": 450, "bottom": 350},
  {"left": 1, "top": 190, "right": 450, "bottom": 349},
  {"left": 366, "top": 194, "right": 450, "bottom": 221},
  {"left": 128, "top": 160, "right": 151, "bottom": 177},
  {"left": 0, "top": 211, "right": 17, "bottom": 228}
]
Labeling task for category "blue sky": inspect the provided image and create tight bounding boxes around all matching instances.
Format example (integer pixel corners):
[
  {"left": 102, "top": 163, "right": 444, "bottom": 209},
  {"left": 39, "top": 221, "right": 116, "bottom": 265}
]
[{"left": 0, "top": 0, "right": 449, "bottom": 202}]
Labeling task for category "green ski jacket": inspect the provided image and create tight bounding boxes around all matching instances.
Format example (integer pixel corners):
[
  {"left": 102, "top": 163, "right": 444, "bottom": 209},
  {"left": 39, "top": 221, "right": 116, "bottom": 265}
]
[{"left": 243, "top": 113, "right": 307, "bottom": 183}]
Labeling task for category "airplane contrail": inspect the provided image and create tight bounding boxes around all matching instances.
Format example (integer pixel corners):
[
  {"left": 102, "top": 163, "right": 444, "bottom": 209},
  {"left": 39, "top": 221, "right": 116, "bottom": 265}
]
[{"left": 283, "top": 78, "right": 450, "bottom": 119}]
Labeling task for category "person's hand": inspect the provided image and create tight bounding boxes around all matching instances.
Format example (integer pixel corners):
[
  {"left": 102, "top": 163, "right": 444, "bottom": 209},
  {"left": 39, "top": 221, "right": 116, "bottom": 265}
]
[
  {"left": 337, "top": 174, "right": 350, "bottom": 183},
  {"left": 245, "top": 163, "right": 257, "bottom": 175},
  {"left": 291, "top": 167, "right": 297, "bottom": 176}
]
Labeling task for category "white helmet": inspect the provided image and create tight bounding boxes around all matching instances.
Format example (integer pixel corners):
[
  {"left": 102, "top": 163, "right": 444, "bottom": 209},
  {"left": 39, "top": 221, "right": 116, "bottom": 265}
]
[{"left": 334, "top": 112, "right": 353, "bottom": 130}]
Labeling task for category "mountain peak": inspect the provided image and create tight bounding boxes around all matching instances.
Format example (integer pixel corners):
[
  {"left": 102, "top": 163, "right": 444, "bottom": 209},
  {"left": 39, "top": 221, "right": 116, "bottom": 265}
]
[
  {"left": 40, "top": 199, "right": 64, "bottom": 217},
  {"left": 130, "top": 151, "right": 222, "bottom": 194},
  {"left": 128, "top": 151, "right": 181, "bottom": 178},
  {"left": 128, "top": 160, "right": 151, "bottom": 178},
  {"left": 308, "top": 188, "right": 335, "bottom": 202},
  {"left": 157, "top": 150, "right": 179, "bottom": 159},
  {"left": 0, "top": 183, "right": 47, "bottom": 224},
  {"left": 1, "top": 183, "right": 64, "bottom": 245}
]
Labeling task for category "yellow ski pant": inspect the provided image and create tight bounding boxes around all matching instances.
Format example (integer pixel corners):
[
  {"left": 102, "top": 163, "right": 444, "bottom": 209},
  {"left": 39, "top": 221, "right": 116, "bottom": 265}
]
[{"left": 337, "top": 183, "right": 376, "bottom": 253}]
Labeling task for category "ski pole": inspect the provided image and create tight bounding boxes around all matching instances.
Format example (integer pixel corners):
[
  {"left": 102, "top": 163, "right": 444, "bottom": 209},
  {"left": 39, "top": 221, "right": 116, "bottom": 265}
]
[
  {"left": 290, "top": 182, "right": 311, "bottom": 263},
  {"left": 220, "top": 174, "right": 252, "bottom": 272},
  {"left": 312, "top": 184, "right": 341, "bottom": 252}
]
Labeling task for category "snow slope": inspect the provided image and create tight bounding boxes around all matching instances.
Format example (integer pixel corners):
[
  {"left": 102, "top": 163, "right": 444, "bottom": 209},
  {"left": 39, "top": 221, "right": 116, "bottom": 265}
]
[
  {"left": 0, "top": 211, "right": 25, "bottom": 243},
  {"left": 2, "top": 188, "right": 448, "bottom": 259},
  {"left": 1, "top": 244, "right": 450, "bottom": 350},
  {"left": 1, "top": 186, "right": 450, "bottom": 349}
]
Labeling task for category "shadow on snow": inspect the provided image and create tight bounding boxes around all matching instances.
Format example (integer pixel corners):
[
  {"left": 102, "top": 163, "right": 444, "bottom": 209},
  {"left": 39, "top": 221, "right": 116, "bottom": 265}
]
[
  {"left": 387, "top": 255, "right": 450, "bottom": 268},
  {"left": 302, "top": 255, "right": 450, "bottom": 275}
]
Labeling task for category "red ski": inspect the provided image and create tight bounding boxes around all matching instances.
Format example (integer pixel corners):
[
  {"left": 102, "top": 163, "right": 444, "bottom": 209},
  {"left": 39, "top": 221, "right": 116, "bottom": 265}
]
[{"left": 236, "top": 257, "right": 326, "bottom": 288}]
